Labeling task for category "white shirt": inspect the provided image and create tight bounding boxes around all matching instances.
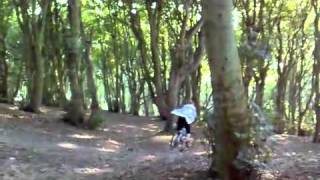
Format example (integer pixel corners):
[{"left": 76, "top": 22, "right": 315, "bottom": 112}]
[{"left": 171, "top": 104, "right": 197, "bottom": 124}]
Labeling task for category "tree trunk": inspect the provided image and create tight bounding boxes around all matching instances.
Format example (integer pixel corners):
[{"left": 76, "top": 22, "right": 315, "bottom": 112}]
[
  {"left": 25, "top": 39, "right": 45, "bottom": 113},
  {"left": 192, "top": 66, "right": 202, "bottom": 115},
  {"left": 0, "top": 0, "right": 11, "bottom": 103},
  {"left": 275, "top": 77, "right": 287, "bottom": 134},
  {"left": 288, "top": 63, "right": 297, "bottom": 134},
  {"left": 14, "top": 0, "right": 50, "bottom": 112},
  {"left": 313, "top": 1, "right": 320, "bottom": 143},
  {"left": 120, "top": 70, "right": 126, "bottom": 113},
  {"left": 63, "top": 0, "right": 85, "bottom": 125},
  {"left": 254, "top": 64, "right": 268, "bottom": 108},
  {"left": 274, "top": 19, "right": 287, "bottom": 134},
  {"left": 0, "top": 32, "right": 8, "bottom": 102},
  {"left": 203, "top": 0, "right": 251, "bottom": 179},
  {"left": 84, "top": 36, "right": 100, "bottom": 110}
]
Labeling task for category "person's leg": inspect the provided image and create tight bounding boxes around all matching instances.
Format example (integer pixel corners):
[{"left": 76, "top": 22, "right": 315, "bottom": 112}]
[
  {"left": 176, "top": 116, "right": 184, "bottom": 131},
  {"left": 180, "top": 118, "right": 192, "bottom": 147},
  {"left": 185, "top": 123, "right": 191, "bottom": 134},
  {"left": 180, "top": 118, "right": 190, "bottom": 134}
]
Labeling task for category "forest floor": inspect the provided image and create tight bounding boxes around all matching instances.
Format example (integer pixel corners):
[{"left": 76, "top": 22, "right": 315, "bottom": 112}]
[{"left": 0, "top": 103, "right": 319, "bottom": 180}]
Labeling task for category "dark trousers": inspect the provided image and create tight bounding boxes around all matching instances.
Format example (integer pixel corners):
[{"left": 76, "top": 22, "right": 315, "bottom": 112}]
[{"left": 176, "top": 116, "right": 190, "bottom": 134}]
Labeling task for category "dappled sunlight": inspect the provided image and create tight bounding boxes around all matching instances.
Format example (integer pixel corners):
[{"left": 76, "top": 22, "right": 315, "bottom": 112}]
[
  {"left": 57, "top": 142, "right": 79, "bottom": 149},
  {"left": 74, "top": 165, "right": 114, "bottom": 175},
  {"left": 112, "top": 129, "right": 123, "bottom": 133},
  {"left": 99, "top": 139, "right": 123, "bottom": 152},
  {"left": 146, "top": 123, "right": 159, "bottom": 129},
  {"left": 193, "top": 151, "right": 207, "bottom": 156},
  {"left": 0, "top": 113, "right": 13, "bottom": 119},
  {"left": 68, "top": 133, "right": 97, "bottom": 140},
  {"left": 106, "top": 138, "right": 122, "bottom": 146},
  {"left": 117, "top": 124, "right": 137, "bottom": 129},
  {"left": 40, "top": 108, "right": 51, "bottom": 113},
  {"left": 138, "top": 154, "right": 158, "bottom": 162},
  {"left": 8, "top": 106, "right": 18, "bottom": 110},
  {"left": 151, "top": 135, "right": 171, "bottom": 142},
  {"left": 97, "top": 147, "right": 117, "bottom": 153},
  {"left": 141, "top": 127, "right": 157, "bottom": 132}
]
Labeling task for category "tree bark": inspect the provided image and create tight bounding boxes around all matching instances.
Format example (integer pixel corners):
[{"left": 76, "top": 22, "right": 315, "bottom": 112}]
[
  {"left": 0, "top": 0, "right": 11, "bottom": 103},
  {"left": 63, "top": 0, "right": 85, "bottom": 125},
  {"left": 203, "top": 0, "right": 251, "bottom": 179},
  {"left": 312, "top": 0, "right": 320, "bottom": 143},
  {"left": 0, "top": 31, "right": 8, "bottom": 102},
  {"left": 83, "top": 34, "right": 100, "bottom": 110},
  {"left": 14, "top": 0, "right": 50, "bottom": 112}
]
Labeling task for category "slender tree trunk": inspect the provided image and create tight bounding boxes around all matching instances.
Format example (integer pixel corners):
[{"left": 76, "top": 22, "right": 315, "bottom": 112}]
[
  {"left": 25, "top": 39, "right": 45, "bottom": 112},
  {"left": 185, "top": 76, "right": 192, "bottom": 100},
  {"left": 203, "top": 0, "right": 251, "bottom": 179},
  {"left": 0, "top": 0, "right": 11, "bottom": 103},
  {"left": 0, "top": 32, "right": 8, "bottom": 102},
  {"left": 84, "top": 36, "right": 100, "bottom": 110},
  {"left": 288, "top": 63, "right": 297, "bottom": 134},
  {"left": 143, "top": 88, "right": 149, "bottom": 116},
  {"left": 313, "top": 0, "right": 320, "bottom": 142},
  {"left": 63, "top": 0, "right": 85, "bottom": 125},
  {"left": 120, "top": 70, "right": 126, "bottom": 113},
  {"left": 275, "top": 76, "right": 287, "bottom": 133},
  {"left": 274, "top": 19, "right": 287, "bottom": 134},
  {"left": 254, "top": 65, "right": 268, "bottom": 108},
  {"left": 192, "top": 66, "right": 202, "bottom": 115}
]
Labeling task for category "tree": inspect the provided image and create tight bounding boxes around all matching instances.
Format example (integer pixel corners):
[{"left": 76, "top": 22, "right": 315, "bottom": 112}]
[
  {"left": 0, "top": 0, "right": 11, "bottom": 103},
  {"left": 82, "top": 29, "right": 100, "bottom": 110},
  {"left": 127, "top": 0, "right": 204, "bottom": 131},
  {"left": 203, "top": 0, "right": 251, "bottom": 179},
  {"left": 13, "top": 0, "right": 50, "bottom": 112},
  {"left": 63, "top": 0, "right": 85, "bottom": 125},
  {"left": 312, "top": 0, "right": 320, "bottom": 143}
]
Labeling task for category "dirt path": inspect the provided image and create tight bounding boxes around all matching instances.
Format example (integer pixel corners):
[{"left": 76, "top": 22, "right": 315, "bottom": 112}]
[
  {"left": 0, "top": 104, "right": 209, "bottom": 180},
  {"left": 265, "top": 135, "right": 320, "bottom": 180},
  {"left": 1, "top": 103, "right": 320, "bottom": 180}
]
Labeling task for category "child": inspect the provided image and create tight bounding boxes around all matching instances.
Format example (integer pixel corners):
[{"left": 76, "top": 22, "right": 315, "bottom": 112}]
[{"left": 171, "top": 100, "right": 197, "bottom": 139}]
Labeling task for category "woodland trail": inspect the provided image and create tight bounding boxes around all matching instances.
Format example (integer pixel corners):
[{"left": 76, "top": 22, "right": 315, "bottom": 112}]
[
  {"left": 0, "top": 103, "right": 320, "bottom": 180},
  {"left": 0, "top": 103, "right": 209, "bottom": 180}
]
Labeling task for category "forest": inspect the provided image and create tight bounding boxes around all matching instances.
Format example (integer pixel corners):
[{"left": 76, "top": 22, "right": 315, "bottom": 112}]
[{"left": 0, "top": 0, "right": 320, "bottom": 179}]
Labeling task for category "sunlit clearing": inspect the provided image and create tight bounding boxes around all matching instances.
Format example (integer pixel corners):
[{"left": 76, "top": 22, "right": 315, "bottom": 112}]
[
  {"left": 58, "top": 142, "right": 79, "bottom": 149},
  {"left": 193, "top": 151, "right": 207, "bottom": 156},
  {"left": 97, "top": 148, "right": 117, "bottom": 153},
  {"left": 69, "top": 134, "right": 96, "bottom": 139},
  {"left": 74, "top": 166, "right": 114, "bottom": 175}
]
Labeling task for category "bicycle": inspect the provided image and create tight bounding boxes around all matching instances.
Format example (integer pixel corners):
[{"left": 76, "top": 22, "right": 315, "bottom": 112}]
[{"left": 170, "top": 128, "right": 192, "bottom": 151}]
